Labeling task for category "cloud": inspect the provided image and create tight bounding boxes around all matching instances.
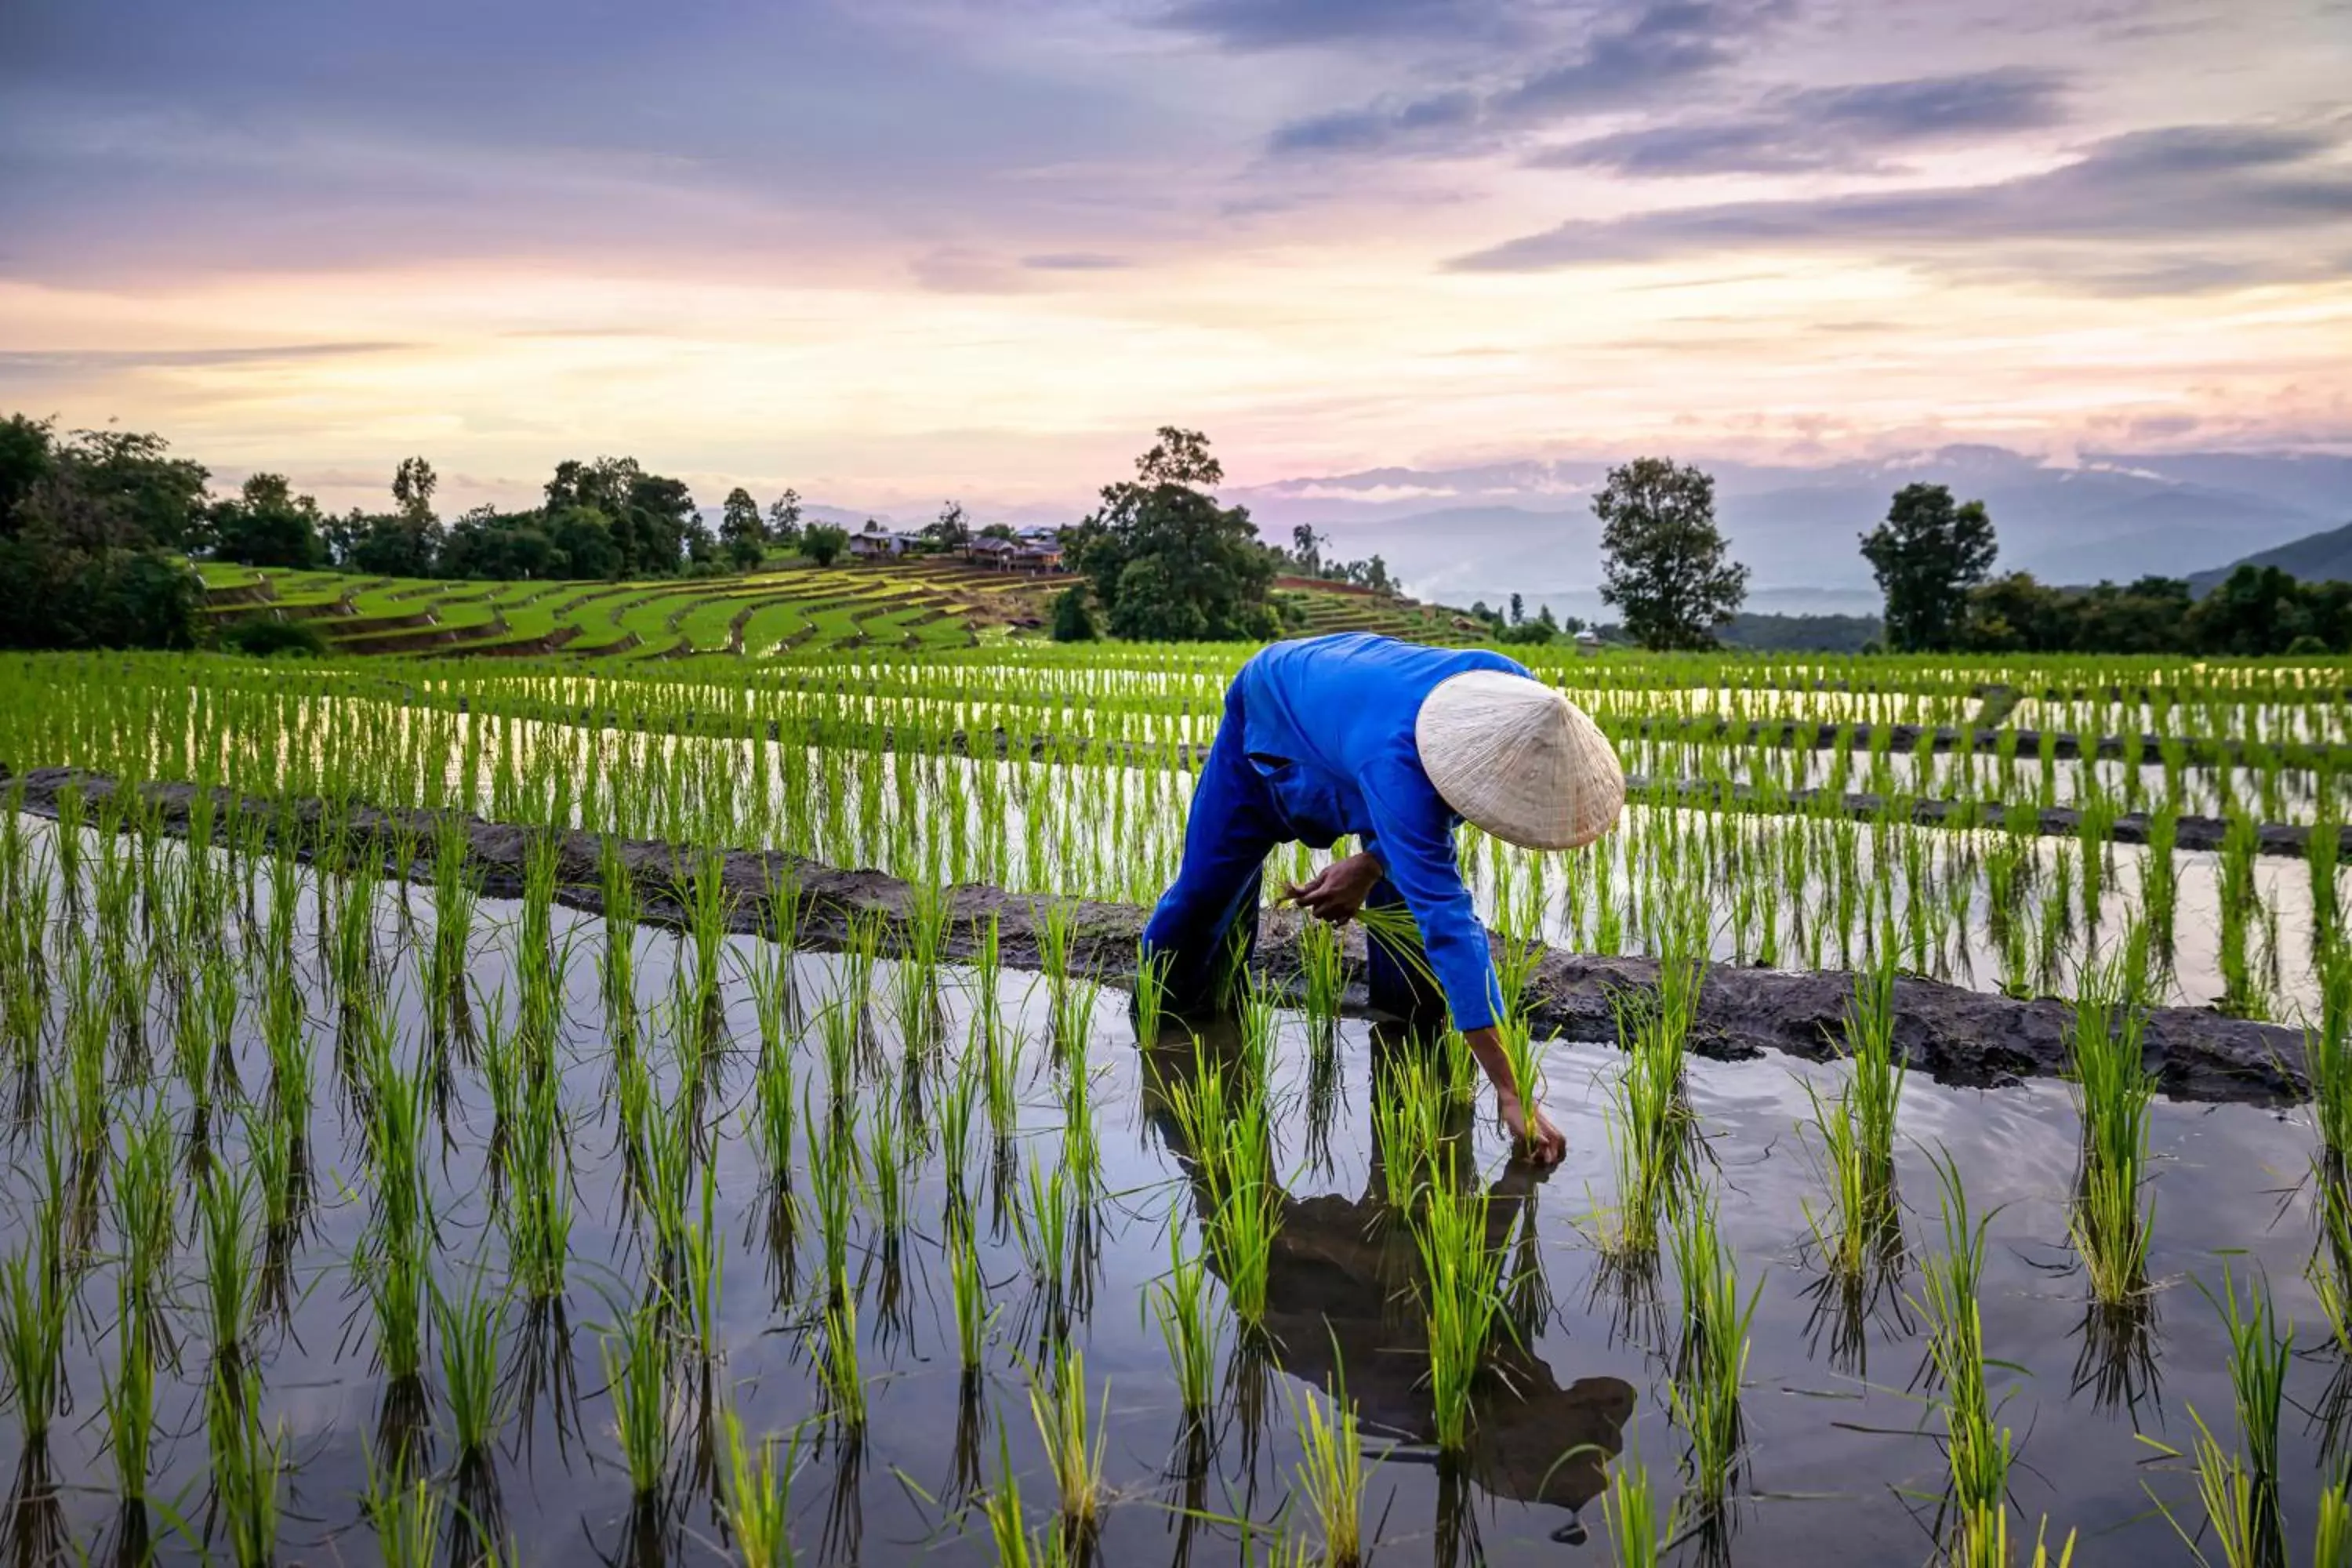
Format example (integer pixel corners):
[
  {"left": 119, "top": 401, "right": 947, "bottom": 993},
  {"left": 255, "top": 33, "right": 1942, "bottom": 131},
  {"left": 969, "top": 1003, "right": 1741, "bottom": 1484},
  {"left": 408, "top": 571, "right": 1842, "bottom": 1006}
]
[
  {"left": 1149, "top": 0, "right": 1537, "bottom": 49},
  {"left": 1265, "top": 0, "right": 1768, "bottom": 159},
  {"left": 1450, "top": 123, "right": 2352, "bottom": 289},
  {"left": 0, "top": 342, "right": 412, "bottom": 376},
  {"left": 1530, "top": 67, "right": 2069, "bottom": 176},
  {"left": 1020, "top": 252, "right": 1134, "bottom": 270}
]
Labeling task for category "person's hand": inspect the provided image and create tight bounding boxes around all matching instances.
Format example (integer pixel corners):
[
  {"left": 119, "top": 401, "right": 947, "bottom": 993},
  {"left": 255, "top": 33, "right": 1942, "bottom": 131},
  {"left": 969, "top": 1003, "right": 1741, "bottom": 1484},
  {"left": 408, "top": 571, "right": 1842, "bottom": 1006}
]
[
  {"left": 1498, "top": 1090, "right": 1567, "bottom": 1166},
  {"left": 1280, "top": 851, "right": 1384, "bottom": 925}
]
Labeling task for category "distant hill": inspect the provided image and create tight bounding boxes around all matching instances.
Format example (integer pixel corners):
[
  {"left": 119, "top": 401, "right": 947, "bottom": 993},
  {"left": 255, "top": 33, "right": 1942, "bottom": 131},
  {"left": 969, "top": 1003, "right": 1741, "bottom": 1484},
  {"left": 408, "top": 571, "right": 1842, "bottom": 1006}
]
[
  {"left": 1227, "top": 445, "right": 2347, "bottom": 607},
  {"left": 2187, "top": 519, "right": 2352, "bottom": 596}
]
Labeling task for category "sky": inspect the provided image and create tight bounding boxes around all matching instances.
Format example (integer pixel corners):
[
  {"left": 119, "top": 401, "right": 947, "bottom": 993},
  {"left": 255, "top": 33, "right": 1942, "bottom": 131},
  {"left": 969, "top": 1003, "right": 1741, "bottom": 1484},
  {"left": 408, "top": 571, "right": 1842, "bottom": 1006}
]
[{"left": 2, "top": 0, "right": 2348, "bottom": 518}]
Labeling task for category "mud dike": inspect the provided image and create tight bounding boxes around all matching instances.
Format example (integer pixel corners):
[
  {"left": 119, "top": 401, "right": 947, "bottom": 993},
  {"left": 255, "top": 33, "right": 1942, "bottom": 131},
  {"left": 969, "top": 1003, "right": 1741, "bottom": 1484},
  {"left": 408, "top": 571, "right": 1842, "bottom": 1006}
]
[{"left": 4, "top": 764, "right": 2307, "bottom": 1106}]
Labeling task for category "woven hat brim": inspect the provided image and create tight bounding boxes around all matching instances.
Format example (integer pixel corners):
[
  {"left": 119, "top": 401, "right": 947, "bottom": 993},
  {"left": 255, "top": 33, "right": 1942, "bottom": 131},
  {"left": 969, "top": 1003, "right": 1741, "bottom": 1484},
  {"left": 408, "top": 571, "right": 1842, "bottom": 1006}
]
[{"left": 1414, "top": 671, "right": 1624, "bottom": 851}]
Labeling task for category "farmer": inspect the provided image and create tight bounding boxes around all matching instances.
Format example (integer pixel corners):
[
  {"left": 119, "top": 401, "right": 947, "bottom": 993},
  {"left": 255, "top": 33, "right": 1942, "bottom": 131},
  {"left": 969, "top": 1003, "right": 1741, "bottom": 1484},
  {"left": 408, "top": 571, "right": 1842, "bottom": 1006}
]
[{"left": 1141, "top": 631, "right": 1623, "bottom": 1165}]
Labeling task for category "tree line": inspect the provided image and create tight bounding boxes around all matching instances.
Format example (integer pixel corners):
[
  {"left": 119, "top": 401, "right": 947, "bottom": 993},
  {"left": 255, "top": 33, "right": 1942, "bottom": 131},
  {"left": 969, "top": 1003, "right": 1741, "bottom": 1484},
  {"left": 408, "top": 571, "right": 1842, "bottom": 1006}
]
[{"left": 7, "top": 408, "right": 2342, "bottom": 658}]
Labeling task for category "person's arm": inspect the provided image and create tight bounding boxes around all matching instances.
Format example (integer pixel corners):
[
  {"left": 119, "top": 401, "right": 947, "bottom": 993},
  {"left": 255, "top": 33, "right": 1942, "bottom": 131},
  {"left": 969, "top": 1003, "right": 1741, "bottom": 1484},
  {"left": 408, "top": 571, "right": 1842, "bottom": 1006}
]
[{"left": 1355, "top": 763, "right": 1566, "bottom": 1165}]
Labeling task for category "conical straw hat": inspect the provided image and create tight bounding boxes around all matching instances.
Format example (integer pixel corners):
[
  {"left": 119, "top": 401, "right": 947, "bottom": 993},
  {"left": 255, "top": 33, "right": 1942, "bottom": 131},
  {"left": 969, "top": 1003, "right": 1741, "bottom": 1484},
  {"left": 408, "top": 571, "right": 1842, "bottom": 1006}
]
[{"left": 1414, "top": 670, "right": 1623, "bottom": 851}]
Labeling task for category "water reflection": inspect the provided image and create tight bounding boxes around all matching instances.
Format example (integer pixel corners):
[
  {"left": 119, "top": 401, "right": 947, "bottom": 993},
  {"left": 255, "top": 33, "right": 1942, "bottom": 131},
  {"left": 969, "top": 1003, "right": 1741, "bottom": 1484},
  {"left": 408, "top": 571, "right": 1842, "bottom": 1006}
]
[{"left": 1140, "top": 1014, "right": 1636, "bottom": 1554}]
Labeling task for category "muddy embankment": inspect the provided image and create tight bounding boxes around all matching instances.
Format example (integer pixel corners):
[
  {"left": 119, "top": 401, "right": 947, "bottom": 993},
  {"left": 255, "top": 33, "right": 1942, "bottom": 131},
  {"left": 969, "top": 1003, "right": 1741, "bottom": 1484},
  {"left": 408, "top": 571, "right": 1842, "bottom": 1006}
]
[{"left": 1, "top": 764, "right": 2310, "bottom": 1107}]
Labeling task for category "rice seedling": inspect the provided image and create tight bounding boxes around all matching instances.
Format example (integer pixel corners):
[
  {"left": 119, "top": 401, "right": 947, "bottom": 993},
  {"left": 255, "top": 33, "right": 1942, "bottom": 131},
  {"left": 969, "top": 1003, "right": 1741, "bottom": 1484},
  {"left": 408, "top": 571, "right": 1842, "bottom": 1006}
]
[
  {"left": 1163, "top": 1036, "right": 1283, "bottom": 1327},
  {"left": 2067, "top": 949, "right": 2155, "bottom": 1308},
  {"left": 1133, "top": 942, "right": 1172, "bottom": 1045},
  {"left": 817, "top": 1288, "right": 867, "bottom": 1430},
  {"left": 1059, "top": 1028, "right": 1102, "bottom": 1197},
  {"left": 363, "top": 1442, "right": 445, "bottom": 1568},
  {"left": 200, "top": 1161, "right": 260, "bottom": 1368},
  {"left": 207, "top": 1361, "right": 286, "bottom": 1568},
  {"left": 1494, "top": 1015, "right": 1548, "bottom": 1123},
  {"left": 1410, "top": 1149, "right": 1508, "bottom": 1453},
  {"left": 2313, "top": 940, "right": 2352, "bottom": 1167},
  {"left": 0, "top": 1218, "right": 65, "bottom": 1444},
  {"left": 503, "top": 1054, "right": 572, "bottom": 1301},
  {"left": 718, "top": 1398, "right": 804, "bottom": 1568},
  {"left": 1149, "top": 1229, "right": 1221, "bottom": 1426},
  {"left": 102, "top": 1279, "right": 155, "bottom": 1504},
  {"left": 434, "top": 1270, "right": 511, "bottom": 1463},
  {"left": 1028, "top": 1340, "right": 1109, "bottom": 1534},
  {"left": 1664, "top": 1187, "right": 1759, "bottom": 1517},
  {"left": 1296, "top": 917, "right": 1345, "bottom": 1032},
  {"left": 1601, "top": 1445, "right": 1675, "bottom": 1568},
  {"left": 682, "top": 1163, "right": 728, "bottom": 1363},
  {"left": 939, "top": 1040, "right": 981, "bottom": 1214},
  {"left": 860, "top": 1062, "right": 913, "bottom": 1240},
  {"left": 603, "top": 1296, "right": 675, "bottom": 1497},
  {"left": 981, "top": 1446, "right": 1072, "bottom": 1568},
  {"left": 1289, "top": 1367, "right": 1371, "bottom": 1568},
  {"left": 1916, "top": 1152, "right": 2013, "bottom": 1563},
  {"left": 947, "top": 1204, "right": 995, "bottom": 1374},
  {"left": 805, "top": 1094, "right": 856, "bottom": 1307}
]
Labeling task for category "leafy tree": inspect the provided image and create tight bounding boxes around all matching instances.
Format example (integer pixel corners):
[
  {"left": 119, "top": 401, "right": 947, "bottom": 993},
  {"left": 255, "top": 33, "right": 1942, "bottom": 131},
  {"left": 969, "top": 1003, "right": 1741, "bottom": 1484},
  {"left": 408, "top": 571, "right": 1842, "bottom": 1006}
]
[
  {"left": 0, "top": 414, "right": 56, "bottom": 535},
  {"left": 546, "top": 506, "right": 620, "bottom": 579},
  {"left": 1290, "top": 524, "right": 1325, "bottom": 575},
  {"left": 392, "top": 456, "right": 438, "bottom": 524},
  {"left": 1050, "top": 585, "right": 1097, "bottom": 641},
  {"left": 2189, "top": 564, "right": 2312, "bottom": 656},
  {"left": 803, "top": 523, "right": 850, "bottom": 566},
  {"left": 766, "top": 489, "right": 803, "bottom": 548},
  {"left": 1860, "top": 483, "right": 1998, "bottom": 652},
  {"left": 1593, "top": 457, "right": 1749, "bottom": 651},
  {"left": 349, "top": 511, "right": 441, "bottom": 576},
  {"left": 1508, "top": 591, "right": 1524, "bottom": 625},
  {"left": 217, "top": 615, "right": 328, "bottom": 657},
  {"left": 925, "top": 501, "right": 971, "bottom": 552},
  {"left": 720, "top": 486, "right": 768, "bottom": 570},
  {"left": 0, "top": 538, "right": 200, "bottom": 650},
  {"left": 52, "top": 428, "right": 210, "bottom": 550},
  {"left": 1065, "top": 427, "right": 1277, "bottom": 643},
  {"left": 439, "top": 506, "right": 556, "bottom": 579},
  {"left": 978, "top": 522, "right": 1018, "bottom": 544},
  {"left": 210, "top": 474, "right": 325, "bottom": 568}
]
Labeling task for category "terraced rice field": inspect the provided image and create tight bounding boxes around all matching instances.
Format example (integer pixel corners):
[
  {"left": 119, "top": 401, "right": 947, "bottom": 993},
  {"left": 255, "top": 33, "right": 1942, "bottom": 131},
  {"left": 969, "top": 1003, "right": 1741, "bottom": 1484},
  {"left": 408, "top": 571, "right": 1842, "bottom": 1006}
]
[{"left": 0, "top": 640, "right": 2348, "bottom": 1565}]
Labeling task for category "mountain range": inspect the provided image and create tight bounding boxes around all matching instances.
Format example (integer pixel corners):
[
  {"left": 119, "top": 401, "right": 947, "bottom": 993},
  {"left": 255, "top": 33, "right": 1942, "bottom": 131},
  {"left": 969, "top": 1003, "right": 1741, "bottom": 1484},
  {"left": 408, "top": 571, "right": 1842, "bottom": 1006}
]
[{"left": 1223, "top": 445, "right": 2352, "bottom": 616}]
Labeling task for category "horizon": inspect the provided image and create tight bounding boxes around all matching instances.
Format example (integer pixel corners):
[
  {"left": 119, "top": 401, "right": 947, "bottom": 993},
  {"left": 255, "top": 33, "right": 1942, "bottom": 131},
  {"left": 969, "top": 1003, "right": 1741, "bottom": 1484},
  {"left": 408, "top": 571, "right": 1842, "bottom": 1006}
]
[{"left": 2, "top": 0, "right": 2347, "bottom": 521}]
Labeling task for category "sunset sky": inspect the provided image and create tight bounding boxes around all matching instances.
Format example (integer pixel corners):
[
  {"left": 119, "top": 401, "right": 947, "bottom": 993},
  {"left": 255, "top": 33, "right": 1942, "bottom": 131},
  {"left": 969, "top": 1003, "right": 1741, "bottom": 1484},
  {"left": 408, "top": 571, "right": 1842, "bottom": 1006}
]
[{"left": 2, "top": 0, "right": 2347, "bottom": 517}]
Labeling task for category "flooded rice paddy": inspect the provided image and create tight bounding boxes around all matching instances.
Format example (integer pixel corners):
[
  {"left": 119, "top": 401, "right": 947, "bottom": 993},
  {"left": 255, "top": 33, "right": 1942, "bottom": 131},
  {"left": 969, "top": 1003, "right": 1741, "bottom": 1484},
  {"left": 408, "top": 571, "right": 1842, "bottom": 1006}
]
[{"left": 0, "top": 815, "right": 2346, "bottom": 1566}]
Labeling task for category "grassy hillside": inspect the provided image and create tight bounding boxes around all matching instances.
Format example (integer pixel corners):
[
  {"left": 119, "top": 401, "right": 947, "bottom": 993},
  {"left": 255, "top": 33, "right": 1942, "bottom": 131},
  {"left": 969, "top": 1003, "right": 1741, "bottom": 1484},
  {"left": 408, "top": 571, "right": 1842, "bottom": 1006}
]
[
  {"left": 198, "top": 560, "right": 1467, "bottom": 659},
  {"left": 2188, "top": 518, "right": 2352, "bottom": 595},
  {"left": 198, "top": 557, "right": 1054, "bottom": 659}
]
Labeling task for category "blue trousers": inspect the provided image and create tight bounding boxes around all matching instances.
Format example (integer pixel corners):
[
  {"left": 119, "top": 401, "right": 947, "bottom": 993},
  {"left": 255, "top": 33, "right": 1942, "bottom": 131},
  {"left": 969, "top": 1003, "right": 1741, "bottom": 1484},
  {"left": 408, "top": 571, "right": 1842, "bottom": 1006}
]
[{"left": 1142, "top": 694, "right": 1445, "bottom": 1025}]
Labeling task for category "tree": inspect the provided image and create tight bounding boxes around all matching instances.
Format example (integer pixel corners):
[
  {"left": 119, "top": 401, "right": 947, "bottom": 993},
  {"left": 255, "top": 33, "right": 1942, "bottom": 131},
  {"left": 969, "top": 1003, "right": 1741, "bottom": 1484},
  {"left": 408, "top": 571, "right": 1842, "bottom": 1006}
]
[
  {"left": 803, "top": 523, "right": 850, "bottom": 566},
  {"left": 1593, "top": 457, "right": 1749, "bottom": 651},
  {"left": 720, "top": 486, "right": 767, "bottom": 569},
  {"left": 1051, "top": 585, "right": 1097, "bottom": 641},
  {"left": 1065, "top": 428, "right": 1277, "bottom": 643},
  {"left": 1290, "top": 524, "right": 1325, "bottom": 576},
  {"left": 925, "top": 500, "right": 971, "bottom": 552},
  {"left": 209, "top": 473, "right": 325, "bottom": 568},
  {"left": 546, "top": 506, "right": 620, "bottom": 579},
  {"left": 1859, "top": 483, "right": 1998, "bottom": 652},
  {"left": 766, "top": 489, "right": 803, "bottom": 549},
  {"left": 0, "top": 415, "right": 55, "bottom": 535},
  {"left": 1508, "top": 591, "right": 1524, "bottom": 625},
  {"left": 392, "top": 456, "right": 437, "bottom": 524}
]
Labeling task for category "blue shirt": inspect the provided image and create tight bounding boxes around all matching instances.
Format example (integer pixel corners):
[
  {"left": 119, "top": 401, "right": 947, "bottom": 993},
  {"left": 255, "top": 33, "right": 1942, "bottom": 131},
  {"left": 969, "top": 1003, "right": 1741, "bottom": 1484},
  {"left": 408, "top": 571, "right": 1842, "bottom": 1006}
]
[{"left": 1234, "top": 633, "right": 1529, "bottom": 1029}]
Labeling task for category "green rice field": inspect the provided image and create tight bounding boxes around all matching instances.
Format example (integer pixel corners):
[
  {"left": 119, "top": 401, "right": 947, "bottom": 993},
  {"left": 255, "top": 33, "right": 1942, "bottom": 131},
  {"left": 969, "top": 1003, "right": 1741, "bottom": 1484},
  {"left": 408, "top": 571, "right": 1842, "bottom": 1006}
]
[{"left": 0, "top": 637, "right": 2347, "bottom": 1566}]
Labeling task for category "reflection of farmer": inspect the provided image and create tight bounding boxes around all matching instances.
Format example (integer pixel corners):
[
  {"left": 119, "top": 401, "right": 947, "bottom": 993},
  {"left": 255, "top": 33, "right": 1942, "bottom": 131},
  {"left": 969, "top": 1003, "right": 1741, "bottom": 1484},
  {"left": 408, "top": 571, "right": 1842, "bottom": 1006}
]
[
  {"left": 1144, "top": 1020, "right": 1636, "bottom": 1530},
  {"left": 1142, "top": 633, "right": 1623, "bottom": 1163}
]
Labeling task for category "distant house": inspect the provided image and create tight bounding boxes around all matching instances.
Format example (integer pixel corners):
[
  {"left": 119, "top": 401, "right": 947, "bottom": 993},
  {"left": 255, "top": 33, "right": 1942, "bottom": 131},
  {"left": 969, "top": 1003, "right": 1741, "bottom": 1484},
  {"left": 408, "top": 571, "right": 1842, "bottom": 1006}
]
[
  {"left": 967, "top": 526, "right": 1065, "bottom": 573},
  {"left": 1574, "top": 629, "right": 1603, "bottom": 655},
  {"left": 848, "top": 528, "right": 925, "bottom": 559}
]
